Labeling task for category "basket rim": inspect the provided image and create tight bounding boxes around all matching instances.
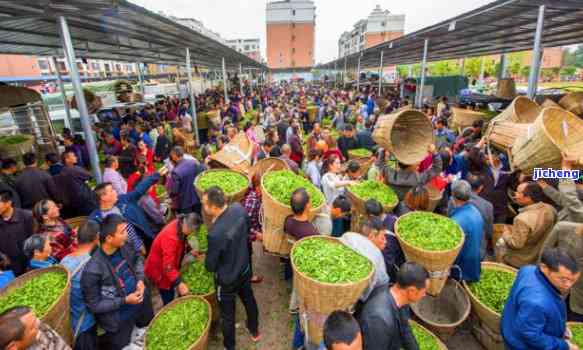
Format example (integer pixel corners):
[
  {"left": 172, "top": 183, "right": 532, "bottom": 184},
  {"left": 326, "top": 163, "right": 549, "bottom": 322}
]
[
  {"left": 451, "top": 107, "right": 486, "bottom": 117},
  {"left": 386, "top": 109, "right": 435, "bottom": 164},
  {"left": 144, "top": 295, "right": 212, "bottom": 350},
  {"left": 0, "top": 265, "right": 71, "bottom": 319},
  {"left": 290, "top": 235, "right": 375, "bottom": 288},
  {"left": 194, "top": 168, "right": 250, "bottom": 198},
  {"left": 538, "top": 107, "right": 582, "bottom": 151},
  {"left": 395, "top": 211, "right": 465, "bottom": 254},
  {"left": 260, "top": 170, "right": 326, "bottom": 213},
  {"left": 462, "top": 262, "right": 518, "bottom": 317},
  {"left": 409, "top": 320, "right": 448, "bottom": 350},
  {"left": 345, "top": 181, "right": 399, "bottom": 209},
  {"left": 410, "top": 278, "right": 471, "bottom": 328}
]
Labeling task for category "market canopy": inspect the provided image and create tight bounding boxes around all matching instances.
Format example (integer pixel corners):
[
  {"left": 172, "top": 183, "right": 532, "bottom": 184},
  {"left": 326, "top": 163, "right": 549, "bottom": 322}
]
[
  {"left": 318, "top": 0, "right": 583, "bottom": 70},
  {"left": 0, "top": 0, "right": 267, "bottom": 71}
]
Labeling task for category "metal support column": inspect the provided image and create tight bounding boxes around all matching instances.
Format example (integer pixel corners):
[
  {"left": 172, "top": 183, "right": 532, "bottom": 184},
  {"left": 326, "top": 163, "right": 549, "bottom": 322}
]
[
  {"left": 408, "top": 65, "right": 413, "bottom": 78},
  {"left": 58, "top": 16, "right": 101, "bottom": 183},
  {"left": 479, "top": 57, "right": 485, "bottom": 86},
  {"left": 499, "top": 54, "right": 508, "bottom": 80},
  {"left": 343, "top": 56, "right": 348, "bottom": 88},
  {"left": 52, "top": 56, "right": 72, "bottom": 131},
  {"left": 333, "top": 61, "right": 337, "bottom": 88},
  {"left": 528, "top": 5, "right": 546, "bottom": 99},
  {"left": 185, "top": 48, "right": 200, "bottom": 144},
  {"left": 137, "top": 62, "right": 145, "bottom": 95},
  {"left": 239, "top": 63, "right": 244, "bottom": 97},
  {"left": 417, "top": 38, "right": 429, "bottom": 108},
  {"left": 356, "top": 54, "right": 361, "bottom": 91},
  {"left": 222, "top": 58, "right": 229, "bottom": 104},
  {"left": 175, "top": 65, "right": 181, "bottom": 95},
  {"left": 460, "top": 58, "right": 466, "bottom": 76},
  {"left": 378, "top": 50, "right": 384, "bottom": 94}
]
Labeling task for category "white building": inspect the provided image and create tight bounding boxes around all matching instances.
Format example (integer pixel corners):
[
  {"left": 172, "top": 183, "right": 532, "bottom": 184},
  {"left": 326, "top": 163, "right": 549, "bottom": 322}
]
[
  {"left": 226, "top": 39, "right": 262, "bottom": 62},
  {"left": 169, "top": 16, "right": 228, "bottom": 45},
  {"left": 338, "top": 5, "right": 405, "bottom": 58}
]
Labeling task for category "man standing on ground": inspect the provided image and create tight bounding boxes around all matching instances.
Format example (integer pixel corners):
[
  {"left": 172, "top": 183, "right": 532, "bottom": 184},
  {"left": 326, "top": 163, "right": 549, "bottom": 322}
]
[
  {"left": 0, "top": 190, "right": 34, "bottom": 276},
  {"left": 203, "top": 186, "right": 260, "bottom": 350},
  {"left": 14, "top": 152, "right": 59, "bottom": 210},
  {"left": 168, "top": 146, "right": 206, "bottom": 214}
]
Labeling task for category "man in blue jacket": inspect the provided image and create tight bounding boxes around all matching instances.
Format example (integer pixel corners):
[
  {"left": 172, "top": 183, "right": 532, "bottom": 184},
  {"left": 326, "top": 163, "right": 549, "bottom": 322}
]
[
  {"left": 501, "top": 247, "right": 581, "bottom": 350},
  {"left": 449, "top": 180, "right": 484, "bottom": 282}
]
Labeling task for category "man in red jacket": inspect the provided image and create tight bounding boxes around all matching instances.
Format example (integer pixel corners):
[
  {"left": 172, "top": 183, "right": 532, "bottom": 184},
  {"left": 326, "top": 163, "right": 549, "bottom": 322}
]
[{"left": 144, "top": 213, "right": 201, "bottom": 305}]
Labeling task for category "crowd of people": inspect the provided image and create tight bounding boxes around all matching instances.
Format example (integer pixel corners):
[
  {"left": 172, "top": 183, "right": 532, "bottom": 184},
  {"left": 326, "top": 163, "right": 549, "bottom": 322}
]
[{"left": 0, "top": 79, "right": 582, "bottom": 350}]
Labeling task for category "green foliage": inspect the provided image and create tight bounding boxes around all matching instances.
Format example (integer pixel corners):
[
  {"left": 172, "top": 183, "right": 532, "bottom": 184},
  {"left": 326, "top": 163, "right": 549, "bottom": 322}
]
[
  {"left": 0, "top": 135, "right": 30, "bottom": 145},
  {"left": 570, "top": 324, "right": 583, "bottom": 348},
  {"left": 396, "top": 212, "right": 463, "bottom": 251},
  {"left": 429, "top": 60, "right": 461, "bottom": 77},
  {"left": 292, "top": 238, "right": 372, "bottom": 284},
  {"left": 195, "top": 170, "right": 248, "bottom": 196},
  {"left": 468, "top": 267, "right": 515, "bottom": 314},
  {"left": 188, "top": 224, "right": 208, "bottom": 252},
  {"left": 0, "top": 271, "right": 67, "bottom": 317},
  {"left": 411, "top": 323, "right": 441, "bottom": 350},
  {"left": 561, "top": 66, "right": 578, "bottom": 77},
  {"left": 263, "top": 170, "right": 324, "bottom": 208},
  {"left": 145, "top": 297, "right": 209, "bottom": 350},
  {"left": 348, "top": 180, "right": 398, "bottom": 208},
  {"left": 181, "top": 260, "right": 215, "bottom": 295}
]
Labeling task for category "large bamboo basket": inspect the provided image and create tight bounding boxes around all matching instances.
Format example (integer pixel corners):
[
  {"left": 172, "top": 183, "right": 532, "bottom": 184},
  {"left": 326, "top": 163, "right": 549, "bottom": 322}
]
[
  {"left": 348, "top": 149, "right": 373, "bottom": 160},
  {"left": 411, "top": 278, "right": 470, "bottom": 341},
  {"left": 426, "top": 184, "right": 444, "bottom": 213},
  {"left": 307, "top": 106, "right": 318, "bottom": 123},
  {"left": 194, "top": 169, "right": 250, "bottom": 204},
  {"left": 487, "top": 121, "right": 533, "bottom": 151},
  {"left": 491, "top": 96, "right": 541, "bottom": 124},
  {"left": 70, "top": 89, "right": 103, "bottom": 115},
  {"left": 179, "top": 265, "right": 219, "bottom": 322},
  {"left": 559, "top": 92, "right": 583, "bottom": 117},
  {"left": 0, "top": 266, "right": 72, "bottom": 345},
  {"left": 64, "top": 216, "right": 87, "bottom": 231},
  {"left": 291, "top": 236, "right": 374, "bottom": 314},
  {"left": 372, "top": 110, "right": 434, "bottom": 165},
  {"left": 451, "top": 107, "right": 486, "bottom": 132},
  {"left": 542, "top": 98, "right": 562, "bottom": 109},
  {"left": 512, "top": 107, "right": 583, "bottom": 176},
  {"left": 0, "top": 134, "right": 35, "bottom": 160},
  {"left": 496, "top": 78, "right": 517, "bottom": 100},
  {"left": 249, "top": 157, "right": 290, "bottom": 182},
  {"left": 395, "top": 212, "right": 465, "bottom": 296},
  {"left": 298, "top": 306, "right": 328, "bottom": 345},
  {"left": 345, "top": 183, "right": 398, "bottom": 215},
  {"left": 208, "top": 132, "right": 253, "bottom": 174},
  {"left": 260, "top": 176, "right": 325, "bottom": 256},
  {"left": 463, "top": 262, "right": 517, "bottom": 335},
  {"left": 144, "top": 296, "right": 211, "bottom": 350},
  {"left": 410, "top": 320, "right": 448, "bottom": 350}
]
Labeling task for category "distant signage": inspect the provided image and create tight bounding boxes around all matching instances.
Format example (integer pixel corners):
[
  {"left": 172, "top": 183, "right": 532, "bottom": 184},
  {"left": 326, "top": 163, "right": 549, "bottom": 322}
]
[{"left": 382, "top": 65, "right": 397, "bottom": 84}]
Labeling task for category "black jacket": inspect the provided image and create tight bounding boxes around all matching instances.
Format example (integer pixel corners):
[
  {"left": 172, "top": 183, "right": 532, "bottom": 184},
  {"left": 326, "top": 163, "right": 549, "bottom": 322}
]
[
  {"left": 0, "top": 208, "right": 34, "bottom": 276},
  {"left": 358, "top": 286, "right": 418, "bottom": 350},
  {"left": 155, "top": 135, "right": 171, "bottom": 161},
  {"left": 81, "top": 244, "right": 145, "bottom": 333},
  {"left": 205, "top": 203, "right": 251, "bottom": 287},
  {"left": 14, "top": 167, "right": 59, "bottom": 209},
  {"left": 337, "top": 136, "right": 359, "bottom": 160}
]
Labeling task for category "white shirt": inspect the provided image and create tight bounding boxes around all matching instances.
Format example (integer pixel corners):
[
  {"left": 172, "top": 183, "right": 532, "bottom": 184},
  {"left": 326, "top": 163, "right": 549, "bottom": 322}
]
[{"left": 321, "top": 172, "right": 344, "bottom": 206}]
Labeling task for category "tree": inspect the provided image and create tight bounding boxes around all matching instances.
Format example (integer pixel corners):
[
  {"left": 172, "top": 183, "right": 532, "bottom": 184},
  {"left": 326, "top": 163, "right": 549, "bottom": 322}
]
[
  {"left": 520, "top": 66, "right": 531, "bottom": 80},
  {"left": 429, "top": 60, "right": 460, "bottom": 76},
  {"left": 560, "top": 66, "right": 577, "bottom": 77}
]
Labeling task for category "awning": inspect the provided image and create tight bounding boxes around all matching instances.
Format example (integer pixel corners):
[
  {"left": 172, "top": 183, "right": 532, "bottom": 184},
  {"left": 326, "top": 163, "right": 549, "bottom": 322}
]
[{"left": 318, "top": 0, "right": 583, "bottom": 69}]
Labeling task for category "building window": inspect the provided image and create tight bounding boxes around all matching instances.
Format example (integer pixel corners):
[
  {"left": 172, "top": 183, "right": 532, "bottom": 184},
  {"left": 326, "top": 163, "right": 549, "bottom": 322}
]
[
  {"left": 292, "top": 23, "right": 296, "bottom": 28},
  {"left": 291, "top": 60, "right": 296, "bottom": 67},
  {"left": 92, "top": 62, "right": 100, "bottom": 70},
  {"left": 77, "top": 62, "right": 84, "bottom": 71},
  {"left": 244, "top": 45, "right": 250, "bottom": 51},
  {"left": 292, "top": 9, "right": 296, "bottom": 16},
  {"left": 291, "top": 35, "right": 296, "bottom": 41},
  {"left": 381, "top": 21, "right": 386, "bottom": 27},
  {"left": 116, "top": 64, "right": 122, "bottom": 71},
  {"left": 292, "top": 47, "right": 296, "bottom": 54},
  {"left": 37, "top": 59, "right": 49, "bottom": 70}
]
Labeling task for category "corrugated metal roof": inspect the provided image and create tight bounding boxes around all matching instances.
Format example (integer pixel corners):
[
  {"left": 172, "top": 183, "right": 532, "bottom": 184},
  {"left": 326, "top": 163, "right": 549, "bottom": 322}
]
[
  {"left": 318, "top": 0, "right": 583, "bottom": 70},
  {"left": 0, "top": 0, "right": 267, "bottom": 71}
]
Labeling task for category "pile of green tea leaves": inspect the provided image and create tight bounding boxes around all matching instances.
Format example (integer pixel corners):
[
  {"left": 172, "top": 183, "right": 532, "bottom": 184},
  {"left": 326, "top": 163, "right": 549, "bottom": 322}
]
[
  {"left": 195, "top": 170, "right": 248, "bottom": 195},
  {"left": 570, "top": 324, "right": 583, "bottom": 348},
  {"left": 396, "top": 212, "right": 463, "bottom": 251},
  {"left": 145, "top": 297, "right": 209, "bottom": 350},
  {"left": 0, "top": 135, "right": 30, "bottom": 145},
  {"left": 292, "top": 238, "right": 372, "bottom": 284},
  {"left": 349, "top": 180, "right": 398, "bottom": 207},
  {"left": 349, "top": 148, "right": 372, "bottom": 158},
  {"left": 0, "top": 271, "right": 67, "bottom": 317},
  {"left": 263, "top": 170, "right": 324, "bottom": 208},
  {"left": 187, "top": 224, "right": 208, "bottom": 252},
  {"left": 181, "top": 261, "right": 215, "bottom": 295},
  {"left": 155, "top": 184, "right": 167, "bottom": 199},
  {"left": 411, "top": 323, "right": 441, "bottom": 350},
  {"left": 468, "top": 267, "right": 516, "bottom": 314}
]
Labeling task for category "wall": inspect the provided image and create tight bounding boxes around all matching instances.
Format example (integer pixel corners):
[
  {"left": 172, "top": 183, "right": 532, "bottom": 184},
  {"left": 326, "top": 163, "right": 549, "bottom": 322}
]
[
  {"left": 0, "top": 55, "right": 41, "bottom": 78},
  {"left": 267, "top": 22, "right": 315, "bottom": 69},
  {"left": 522, "top": 47, "right": 563, "bottom": 69},
  {"left": 364, "top": 31, "right": 404, "bottom": 49}
]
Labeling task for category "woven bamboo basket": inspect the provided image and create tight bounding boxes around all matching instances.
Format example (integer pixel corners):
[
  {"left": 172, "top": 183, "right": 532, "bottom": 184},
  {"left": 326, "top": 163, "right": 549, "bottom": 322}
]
[
  {"left": 512, "top": 107, "right": 583, "bottom": 176},
  {"left": 372, "top": 110, "right": 434, "bottom": 165},
  {"left": 144, "top": 296, "right": 211, "bottom": 350},
  {"left": 426, "top": 184, "right": 444, "bottom": 213},
  {"left": 0, "top": 134, "right": 35, "bottom": 160},
  {"left": 179, "top": 265, "right": 219, "bottom": 322},
  {"left": 559, "top": 92, "right": 583, "bottom": 117},
  {"left": 395, "top": 212, "right": 465, "bottom": 296},
  {"left": 348, "top": 148, "right": 373, "bottom": 160},
  {"left": 376, "top": 98, "right": 389, "bottom": 111},
  {"left": 298, "top": 306, "right": 328, "bottom": 345},
  {"left": 70, "top": 89, "right": 103, "bottom": 115},
  {"left": 0, "top": 266, "right": 72, "bottom": 345},
  {"left": 410, "top": 278, "right": 470, "bottom": 341},
  {"left": 249, "top": 157, "right": 290, "bottom": 182},
  {"left": 345, "top": 183, "right": 398, "bottom": 215},
  {"left": 291, "top": 236, "right": 374, "bottom": 314},
  {"left": 542, "top": 98, "right": 562, "bottom": 109},
  {"left": 206, "top": 110, "right": 221, "bottom": 128},
  {"left": 410, "top": 320, "right": 448, "bottom": 350},
  {"left": 451, "top": 107, "right": 486, "bottom": 133},
  {"left": 64, "top": 216, "right": 87, "bottom": 231},
  {"left": 307, "top": 106, "right": 318, "bottom": 123},
  {"left": 491, "top": 96, "right": 541, "bottom": 124},
  {"left": 194, "top": 169, "right": 249, "bottom": 204},
  {"left": 208, "top": 132, "right": 253, "bottom": 174},
  {"left": 463, "top": 262, "right": 517, "bottom": 334},
  {"left": 260, "top": 175, "right": 325, "bottom": 256},
  {"left": 487, "top": 121, "right": 533, "bottom": 151},
  {"left": 496, "top": 78, "right": 517, "bottom": 100}
]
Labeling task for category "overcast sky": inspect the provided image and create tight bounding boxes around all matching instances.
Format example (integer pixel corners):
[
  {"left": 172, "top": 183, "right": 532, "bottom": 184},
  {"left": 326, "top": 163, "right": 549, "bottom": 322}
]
[{"left": 131, "top": 0, "right": 493, "bottom": 64}]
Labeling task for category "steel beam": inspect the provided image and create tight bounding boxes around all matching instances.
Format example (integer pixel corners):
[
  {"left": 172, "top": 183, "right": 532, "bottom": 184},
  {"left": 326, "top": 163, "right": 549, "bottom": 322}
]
[
  {"left": 186, "top": 48, "right": 200, "bottom": 144},
  {"left": 417, "top": 38, "right": 429, "bottom": 108},
  {"left": 528, "top": 5, "right": 546, "bottom": 99}
]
